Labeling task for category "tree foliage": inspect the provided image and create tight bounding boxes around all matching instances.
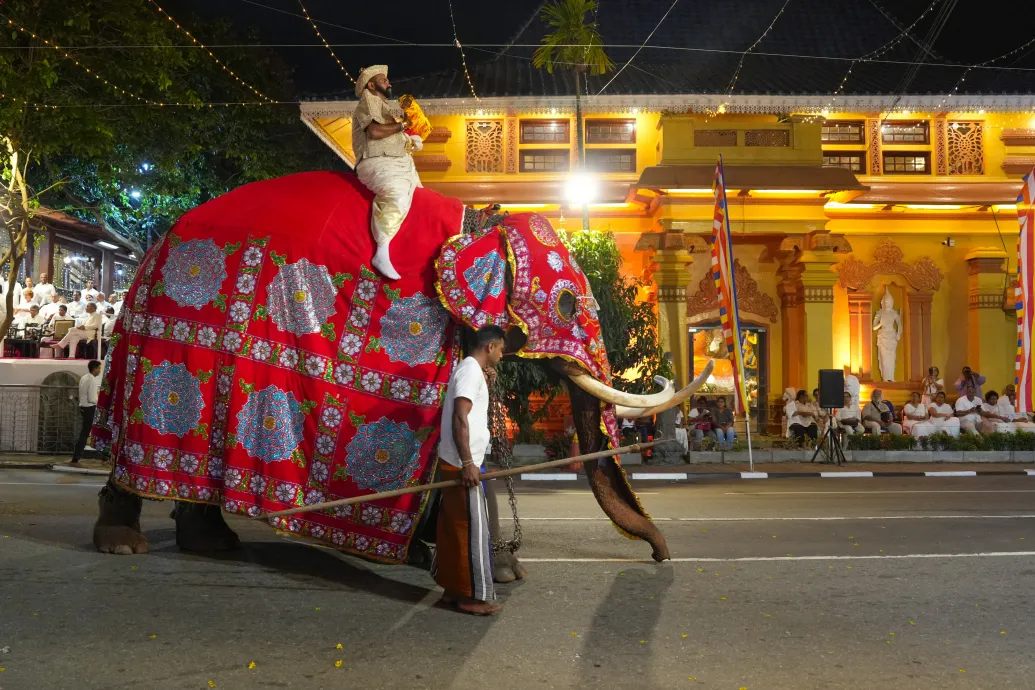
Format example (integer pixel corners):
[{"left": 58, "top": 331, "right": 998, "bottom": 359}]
[
  {"left": 0, "top": 0, "right": 340, "bottom": 331},
  {"left": 497, "top": 230, "right": 670, "bottom": 442},
  {"left": 532, "top": 0, "right": 614, "bottom": 75}
]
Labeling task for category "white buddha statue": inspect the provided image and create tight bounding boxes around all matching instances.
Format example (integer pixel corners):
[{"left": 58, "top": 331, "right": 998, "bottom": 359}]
[{"left": 872, "top": 287, "right": 902, "bottom": 382}]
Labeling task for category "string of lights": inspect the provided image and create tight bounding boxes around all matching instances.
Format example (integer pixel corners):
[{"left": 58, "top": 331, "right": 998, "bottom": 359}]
[
  {"left": 296, "top": 0, "right": 354, "bottom": 85},
  {"left": 826, "top": 0, "right": 944, "bottom": 110},
  {"left": 146, "top": 0, "right": 278, "bottom": 104},
  {"left": 595, "top": 0, "right": 680, "bottom": 97},
  {"left": 723, "top": 0, "right": 792, "bottom": 102},
  {"left": 937, "top": 33, "right": 1035, "bottom": 112},
  {"left": 3, "top": 18, "right": 157, "bottom": 106},
  {"left": 446, "top": 0, "right": 479, "bottom": 101}
]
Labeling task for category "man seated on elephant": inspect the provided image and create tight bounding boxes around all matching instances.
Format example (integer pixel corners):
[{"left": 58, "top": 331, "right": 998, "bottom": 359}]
[
  {"left": 351, "top": 64, "right": 423, "bottom": 282},
  {"left": 432, "top": 325, "right": 506, "bottom": 616}
]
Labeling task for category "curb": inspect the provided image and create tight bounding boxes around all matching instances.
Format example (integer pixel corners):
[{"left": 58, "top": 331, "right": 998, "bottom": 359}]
[
  {"left": 48, "top": 464, "right": 111, "bottom": 476},
  {"left": 520, "top": 469, "right": 1035, "bottom": 481}
]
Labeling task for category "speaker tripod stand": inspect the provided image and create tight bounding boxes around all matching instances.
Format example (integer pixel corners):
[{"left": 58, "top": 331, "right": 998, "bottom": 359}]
[{"left": 810, "top": 408, "right": 846, "bottom": 466}]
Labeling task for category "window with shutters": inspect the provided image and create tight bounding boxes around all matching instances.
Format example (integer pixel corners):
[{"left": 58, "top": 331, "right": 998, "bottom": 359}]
[
  {"left": 586, "top": 148, "right": 636, "bottom": 173},
  {"left": 519, "top": 149, "right": 570, "bottom": 173},
  {"left": 822, "top": 153, "right": 864, "bottom": 172},
  {"left": 882, "top": 152, "right": 930, "bottom": 174},
  {"left": 881, "top": 121, "right": 930, "bottom": 144},
  {"left": 821, "top": 121, "right": 865, "bottom": 143},
  {"left": 519, "top": 119, "right": 570, "bottom": 144},
  {"left": 585, "top": 119, "right": 636, "bottom": 144}
]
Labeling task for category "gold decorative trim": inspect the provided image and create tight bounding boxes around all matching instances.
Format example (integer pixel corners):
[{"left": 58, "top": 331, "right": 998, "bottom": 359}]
[
  {"left": 836, "top": 238, "right": 944, "bottom": 292},
  {"left": 969, "top": 292, "right": 1004, "bottom": 310},
  {"left": 803, "top": 285, "right": 834, "bottom": 303},
  {"left": 867, "top": 119, "right": 881, "bottom": 175},
  {"left": 1000, "top": 128, "right": 1035, "bottom": 147},
  {"left": 934, "top": 118, "right": 948, "bottom": 176},
  {"left": 505, "top": 117, "right": 517, "bottom": 174},
  {"left": 413, "top": 154, "right": 451, "bottom": 172},
  {"left": 425, "top": 126, "right": 452, "bottom": 144},
  {"left": 686, "top": 259, "right": 779, "bottom": 323}
]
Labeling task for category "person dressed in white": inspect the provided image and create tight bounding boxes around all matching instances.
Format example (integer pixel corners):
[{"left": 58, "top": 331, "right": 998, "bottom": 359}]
[
  {"left": 33, "top": 273, "right": 56, "bottom": 306},
  {"left": 998, "top": 388, "right": 1035, "bottom": 431},
  {"left": 53, "top": 302, "right": 100, "bottom": 358},
  {"left": 902, "top": 391, "right": 934, "bottom": 438},
  {"left": 954, "top": 384, "right": 982, "bottom": 435},
  {"left": 834, "top": 391, "right": 863, "bottom": 447},
  {"left": 95, "top": 293, "right": 111, "bottom": 313},
  {"left": 67, "top": 291, "right": 85, "bottom": 321},
  {"left": 22, "top": 277, "right": 37, "bottom": 305},
  {"left": 16, "top": 304, "right": 45, "bottom": 334},
  {"left": 351, "top": 64, "right": 423, "bottom": 281},
  {"left": 100, "top": 306, "right": 117, "bottom": 340},
  {"left": 72, "top": 359, "right": 103, "bottom": 464},
  {"left": 978, "top": 391, "right": 1014, "bottom": 434},
  {"left": 83, "top": 280, "right": 100, "bottom": 301},
  {"left": 674, "top": 406, "right": 689, "bottom": 454},
  {"left": 920, "top": 366, "right": 944, "bottom": 407},
  {"left": 927, "top": 391, "right": 961, "bottom": 437},
  {"left": 13, "top": 289, "right": 35, "bottom": 320},
  {"left": 432, "top": 325, "right": 503, "bottom": 616},
  {"left": 112, "top": 292, "right": 124, "bottom": 316},
  {"left": 38, "top": 294, "right": 62, "bottom": 321}
]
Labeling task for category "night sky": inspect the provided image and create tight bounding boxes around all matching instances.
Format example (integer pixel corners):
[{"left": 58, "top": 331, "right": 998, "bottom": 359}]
[{"left": 158, "top": 0, "right": 1034, "bottom": 99}]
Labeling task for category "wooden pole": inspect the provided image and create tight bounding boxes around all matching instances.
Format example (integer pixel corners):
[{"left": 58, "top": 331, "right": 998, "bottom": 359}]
[{"left": 254, "top": 440, "right": 667, "bottom": 521}]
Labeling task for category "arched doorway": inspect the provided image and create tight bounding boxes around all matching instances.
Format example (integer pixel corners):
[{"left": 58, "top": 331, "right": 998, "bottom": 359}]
[{"left": 687, "top": 324, "right": 769, "bottom": 434}]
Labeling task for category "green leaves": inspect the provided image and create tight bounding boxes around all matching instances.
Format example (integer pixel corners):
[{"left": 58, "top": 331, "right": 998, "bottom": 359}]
[
  {"left": 150, "top": 281, "right": 165, "bottom": 298},
  {"left": 348, "top": 411, "right": 366, "bottom": 428},
  {"left": 365, "top": 337, "right": 381, "bottom": 353},
  {"left": 253, "top": 305, "right": 268, "bottom": 321},
  {"left": 195, "top": 369, "right": 213, "bottom": 384},
  {"left": 320, "top": 323, "right": 336, "bottom": 341},
  {"left": 360, "top": 266, "right": 378, "bottom": 281},
  {"left": 414, "top": 426, "right": 435, "bottom": 443},
  {"left": 213, "top": 294, "right": 227, "bottom": 312},
  {"left": 383, "top": 286, "right": 401, "bottom": 301},
  {"left": 332, "top": 272, "right": 353, "bottom": 288},
  {"left": 270, "top": 251, "right": 287, "bottom": 267},
  {"left": 238, "top": 379, "right": 255, "bottom": 395},
  {"left": 223, "top": 242, "right": 241, "bottom": 256}
]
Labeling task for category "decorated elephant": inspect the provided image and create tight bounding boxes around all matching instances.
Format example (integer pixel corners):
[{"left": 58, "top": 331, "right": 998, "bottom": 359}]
[{"left": 90, "top": 171, "right": 707, "bottom": 575}]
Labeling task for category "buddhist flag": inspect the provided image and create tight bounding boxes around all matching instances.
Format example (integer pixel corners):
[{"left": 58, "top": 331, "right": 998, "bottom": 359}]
[
  {"left": 711, "top": 157, "right": 749, "bottom": 415},
  {"left": 1015, "top": 167, "right": 1035, "bottom": 414}
]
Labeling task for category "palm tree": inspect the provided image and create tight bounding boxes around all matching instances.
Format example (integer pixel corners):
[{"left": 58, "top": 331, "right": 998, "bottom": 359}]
[{"left": 533, "top": 0, "right": 613, "bottom": 230}]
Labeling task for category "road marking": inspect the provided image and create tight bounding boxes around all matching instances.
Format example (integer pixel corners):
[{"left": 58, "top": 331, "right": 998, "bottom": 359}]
[
  {"left": 631, "top": 472, "right": 687, "bottom": 480},
  {"left": 521, "top": 551, "right": 1035, "bottom": 563},
  {"left": 741, "top": 472, "right": 768, "bottom": 479},
  {"left": 821, "top": 472, "right": 873, "bottom": 478},
  {"left": 724, "top": 490, "right": 1035, "bottom": 495},
  {"left": 1028, "top": 470, "right": 1035, "bottom": 476},
  {"left": 503, "top": 514, "right": 1035, "bottom": 522},
  {"left": 925, "top": 471, "right": 977, "bottom": 477}
]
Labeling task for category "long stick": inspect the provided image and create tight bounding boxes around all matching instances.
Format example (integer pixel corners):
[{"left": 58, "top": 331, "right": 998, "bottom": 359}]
[{"left": 254, "top": 440, "right": 667, "bottom": 521}]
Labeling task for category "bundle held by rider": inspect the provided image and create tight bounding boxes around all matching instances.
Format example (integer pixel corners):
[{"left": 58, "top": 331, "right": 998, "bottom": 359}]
[{"left": 398, "top": 94, "right": 432, "bottom": 141}]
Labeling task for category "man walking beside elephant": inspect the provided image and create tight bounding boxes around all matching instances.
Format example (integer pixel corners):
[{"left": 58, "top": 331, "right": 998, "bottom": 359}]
[{"left": 431, "top": 325, "right": 506, "bottom": 616}]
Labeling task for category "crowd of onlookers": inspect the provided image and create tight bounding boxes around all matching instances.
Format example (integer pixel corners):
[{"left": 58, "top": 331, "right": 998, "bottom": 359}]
[
  {"left": 781, "top": 366, "right": 1034, "bottom": 447},
  {"left": 0, "top": 273, "right": 126, "bottom": 358}
]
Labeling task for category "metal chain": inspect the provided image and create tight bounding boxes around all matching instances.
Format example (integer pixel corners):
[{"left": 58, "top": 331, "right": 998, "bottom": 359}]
[{"left": 487, "top": 374, "right": 521, "bottom": 554}]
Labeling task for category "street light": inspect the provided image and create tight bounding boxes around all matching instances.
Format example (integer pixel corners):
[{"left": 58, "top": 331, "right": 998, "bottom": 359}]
[{"left": 565, "top": 172, "right": 598, "bottom": 232}]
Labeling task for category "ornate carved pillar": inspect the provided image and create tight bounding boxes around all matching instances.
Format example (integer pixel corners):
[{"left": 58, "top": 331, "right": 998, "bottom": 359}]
[
  {"left": 866, "top": 118, "right": 882, "bottom": 175},
  {"left": 933, "top": 117, "right": 948, "bottom": 176},
  {"left": 778, "top": 263, "right": 805, "bottom": 393},
  {"left": 799, "top": 250, "right": 839, "bottom": 391},
  {"left": 907, "top": 291, "right": 934, "bottom": 381},
  {"left": 966, "top": 249, "right": 1010, "bottom": 386},
  {"left": 654, "top": 238, "right": 693, "bottom": 389},
  {"left": 847, "top": 291, "right": 873, "bottom": 381}
]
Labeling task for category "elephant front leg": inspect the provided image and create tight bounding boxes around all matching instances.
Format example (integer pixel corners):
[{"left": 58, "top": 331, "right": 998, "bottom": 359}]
[
  {"left": 93, "top": 480, "right": 150, "bottom": 555},
  {"left": 484, "top": 476, "right": 527, "bottom": 583},
  {"left": 171, "top": 502, "right": 241, "bottom": 552}
]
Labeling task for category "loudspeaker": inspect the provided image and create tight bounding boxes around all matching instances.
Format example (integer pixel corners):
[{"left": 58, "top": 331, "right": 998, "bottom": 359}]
[{"left": 817, "top": 369, "right": 845, "bottom": 409}]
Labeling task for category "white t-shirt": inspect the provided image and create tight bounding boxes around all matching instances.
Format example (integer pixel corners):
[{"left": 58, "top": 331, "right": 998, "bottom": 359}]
[
  {"left": 955, "top": 396, "right": 981, "bottom": 417},
  {"left": 787, "top": 401, "right": 815, "bottom": 428},
  {"left": 438, "top": 357, "right": 491, "bottom": 468},
  {"left": 78, "top": 372, "right": 100, "bottom": 407},
  {"left": 33, "top": 282, "right": 56, "bottom": 305},
  {"left": 835, "top": 406, "right": 860, "bottom": 424},
  {"left": 39, "top": 301, "right": 61, "bottom": 320}
]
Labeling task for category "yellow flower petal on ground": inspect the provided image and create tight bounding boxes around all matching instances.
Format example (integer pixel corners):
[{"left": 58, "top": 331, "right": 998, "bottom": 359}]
[
  {"left": 682, "top": 634, "right": 688, "bottom": 639},
  {"left": 149, "top": 634, "right": 156, "bottom": 639},
  {"left": 571, "top": 632, "right": 578, "bottom": 637},
  {"left": 889, "top": 632, "right": 895, "bottom": 636},
  {"left": 130, "top": 565, "right": 137, "bottom": 570},
  {"left": 959, "top": 669, "right": 966, "bottom": 673},
  {"left": 0, "top": 667, "right": 6, "bottom": 672},
  {"left": 697, "top": 568, "right": 703, "bottom": 572},
  {"left": 688, "top": 677, "right": 696, "bottom": 681},
  {"left": 720, "top": 597, "right": 728, "bottom": 601},
  {"left": 208, "top": 682, "right": 216, "bottom": 688},
  {"left": 639, "top": 640, "right": 646, "bottom": 644},
  {"left": 248, "top": 662, "right": 256, "bottom": 669},
  {"left": 909, "top": 620, "right": 915, "bottom": 625},
  {"left": 853, "top": 543, "right": 860, "bottom": 547},
  {"left": 765, "top": 613, "right": 771, "bottom": 617},
  {"left": 336, "top": 643, "right": 343, "bottom": 650},
  {"left": 334, "top": 660, "right": 343, "bottom": 668},
  {"left": 1001, "top": 631, "right": 1007, "bottom": 635},
  {"left": 315, "top": 607, "right": 320, "bottom": 611}
]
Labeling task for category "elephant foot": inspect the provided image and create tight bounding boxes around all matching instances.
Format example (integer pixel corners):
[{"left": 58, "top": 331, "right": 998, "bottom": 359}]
[
  {"left": 406, "top": 540, "right": 433, "bottom": 568},
  {"left": 172, "top": 502, "right": 241, "bottom": 552},
  {"left": 494, "top": 551, "right": 528, "bottom": 583},
  {"left": 93, "top": 481, "right": 149, "bottom": 555}
]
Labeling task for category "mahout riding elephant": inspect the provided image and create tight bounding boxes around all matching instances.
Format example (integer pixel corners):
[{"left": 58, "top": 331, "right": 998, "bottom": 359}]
[{"left": 91, "top": 172, "right": 707, "bottom": 578}]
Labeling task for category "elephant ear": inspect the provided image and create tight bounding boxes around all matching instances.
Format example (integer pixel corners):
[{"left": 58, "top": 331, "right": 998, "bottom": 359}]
[{"left": 434, "top": 226, "right": 510, "bottom": 330}]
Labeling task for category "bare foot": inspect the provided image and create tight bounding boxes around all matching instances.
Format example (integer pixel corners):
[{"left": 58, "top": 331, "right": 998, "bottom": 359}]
[{"left": 455, "top": 599, "right": 502, "bottom": 616}]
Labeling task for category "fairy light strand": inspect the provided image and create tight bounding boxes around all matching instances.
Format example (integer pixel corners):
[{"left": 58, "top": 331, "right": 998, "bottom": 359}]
[
  {"left": 146, "top": 0, "right": 277, "bottom": 103},
  {"left": 937, "top": 33, "right": 1035, "bottom": 112},
  {"left": 446, "top": 0, "right": 479, "bottom": 101},
  {"left": 5, "top": 19, "right": 158, "bottom": 105},
  {"left": 296, "top": 0, "right": 355, "bottom": 85},
  {"left": 724, "top": 0, "right": 792, "bottom": 102}
]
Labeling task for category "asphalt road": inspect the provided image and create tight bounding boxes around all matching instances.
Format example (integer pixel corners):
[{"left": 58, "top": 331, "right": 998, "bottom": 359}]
[{"left": 1, "top": 470, "right": 1034, "bottom": 689}]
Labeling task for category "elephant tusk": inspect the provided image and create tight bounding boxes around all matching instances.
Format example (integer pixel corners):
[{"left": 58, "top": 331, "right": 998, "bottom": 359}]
[
  {"left": 615, "top": 360, "right": 715, "bottom": 418},
  {"left": 567, "top": 371, "right": 676, "bottom": 408}
]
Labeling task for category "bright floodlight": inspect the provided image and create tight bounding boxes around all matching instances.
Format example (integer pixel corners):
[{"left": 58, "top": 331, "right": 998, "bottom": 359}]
[
  {"left": 565, "top": 172, "right": 599, "bottom": 207},
  {"left": 129, "top": 190, "right": 142, "bottom": 199}
]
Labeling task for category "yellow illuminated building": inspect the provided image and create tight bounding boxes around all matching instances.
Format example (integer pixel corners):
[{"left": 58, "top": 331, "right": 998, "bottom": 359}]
[{"left": 302, "top": 92, "right": 1035, "bottom": 431}]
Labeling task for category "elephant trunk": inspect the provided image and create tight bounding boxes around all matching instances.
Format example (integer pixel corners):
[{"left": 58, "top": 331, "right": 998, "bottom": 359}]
[{"left": 567, "top": 383, "right": 670, "bottom": 562}]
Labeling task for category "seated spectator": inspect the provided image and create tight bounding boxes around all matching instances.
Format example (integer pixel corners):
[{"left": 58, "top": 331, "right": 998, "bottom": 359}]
[
  {"left": 13, "top": 289, "right": 34, "bottom": 320},
  {"left": 16, "top": 304, "right": 45, "bottom": 334},
  {"left": 52, "top": 302, "right": 100, "bottom": 359},
  {"left": 712, "top": 396, "right": 736, "bottom": 450},
  {"left": 902, "top": 391, "right": 934, "bottom": 438},
  {"left": 689, "top": 396, "right": 715, "bottom": 446},
  {"left": 954, "top": 384, "right": 982, "bottom": 434},
  {"left": 674, "top": 406, "right": 689, "bottom": 454},
  {"left": 862, "top": 389, "right": 902, "bottom": 435},
  {"left": 112, "top": 292, "right": 124, "bottom": 316},
  {"left": 43, "top": 304, "right": 70, "bottom": 334},
  {"left": 95, "top": 292, "right": 111, "bottom": 313},
  {"left": 927, "top": 391, "right": 961, "bottom": 437},
  {"left": 101, "top": 306, "right": 117, "bottom": 340},
  {"left": 38, "top": 293, "right": 62, "bottom": 321},
  {"left": 833, "top": 391, "right": 862, "bottom": 446},
  {"left": 811, "top": 387, "right": 830, "bottom": 432},
  {"left": 787, "top": 389, "right": 819, "bottom": 443},
  {"left": 979, "top": 390, "right": 1015, "bottom": 434},
  {"left": 997, "top": 388, "right": 1035, "bottom": 431}
]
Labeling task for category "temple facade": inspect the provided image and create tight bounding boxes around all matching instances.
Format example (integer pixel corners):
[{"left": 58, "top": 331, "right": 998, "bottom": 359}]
[{"left": 301, "top": 91, "right": 1035, "bottom": 431}]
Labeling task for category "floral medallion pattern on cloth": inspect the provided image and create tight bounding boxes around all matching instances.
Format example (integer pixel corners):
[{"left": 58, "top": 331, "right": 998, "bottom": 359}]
[
  {"left": 266, "top": 258, "right": 338, "bottom": 336},
  {"left": 161, "top": 238, "right": 228, "bottom": 309},
  {"left": 380, "top": 293, "right": 451, "bottom": 367},
  {"left": 528, "top": 212, "right": 560, "bottom": 247},
  {"left": 344, "top": 416, "right": 425, "bottom": 492},
  {"left": 138, "top": 361, "right": 205, "bottom": 438},
  {"left": 434, "top": 226, "right": 510, "bottom": 330},
  {"left": 91, "top": 172, "right": 465, "bottom": 564},
  {"left": 235, "top": 385, "right": 306, "bottom": 463}
]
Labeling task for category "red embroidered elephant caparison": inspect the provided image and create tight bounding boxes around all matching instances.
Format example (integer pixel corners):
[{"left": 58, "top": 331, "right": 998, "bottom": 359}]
[{"left": 94, "top": 172, "right": 643, "bottom": 564}]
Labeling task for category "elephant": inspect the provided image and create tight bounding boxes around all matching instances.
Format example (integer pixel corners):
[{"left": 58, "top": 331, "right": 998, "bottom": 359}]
[{"left": 90, "top": 171, "right": 707, "bottom": 579}]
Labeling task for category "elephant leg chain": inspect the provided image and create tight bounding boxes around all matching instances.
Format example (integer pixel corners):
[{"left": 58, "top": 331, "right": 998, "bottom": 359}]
[{"left": 488, "top": 380, "right": 521, "bottom": 554}]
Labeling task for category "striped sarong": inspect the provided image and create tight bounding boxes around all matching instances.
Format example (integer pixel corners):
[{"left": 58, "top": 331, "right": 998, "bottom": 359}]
[{"left": 430, "top": 464, "right": 496, "bottom": 602}]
